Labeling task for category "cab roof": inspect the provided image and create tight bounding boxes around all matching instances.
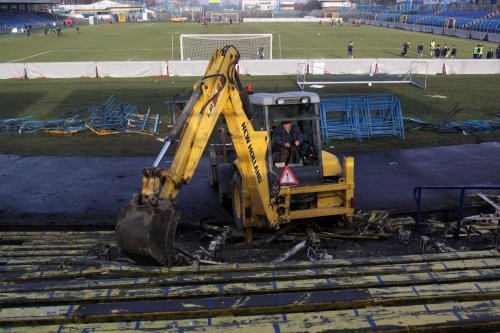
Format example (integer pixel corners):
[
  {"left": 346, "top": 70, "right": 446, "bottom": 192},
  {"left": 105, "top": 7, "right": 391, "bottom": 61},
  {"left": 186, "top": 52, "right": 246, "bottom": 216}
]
[{"left": 249, "top": 91, "right": 320, "bottom": 106}]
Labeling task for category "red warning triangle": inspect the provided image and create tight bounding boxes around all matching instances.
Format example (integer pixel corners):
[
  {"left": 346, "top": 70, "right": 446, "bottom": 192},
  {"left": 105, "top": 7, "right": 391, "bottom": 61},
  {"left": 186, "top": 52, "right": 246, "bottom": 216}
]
[{"left": 279, "top": 166, "right": 299, "bottom": 185}]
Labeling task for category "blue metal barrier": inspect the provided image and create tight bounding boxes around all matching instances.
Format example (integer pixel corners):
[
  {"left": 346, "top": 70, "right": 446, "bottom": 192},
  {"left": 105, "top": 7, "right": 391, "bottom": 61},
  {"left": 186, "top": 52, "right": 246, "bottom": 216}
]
[
  {"left": 1, "top": 95, "right": 158, "bottom": 136},
  {"left": 320, "top": 94, "right": 405, "bottom": 142},
  {"left": 414, "top": 185, "right": 500, "bottom": 238}
]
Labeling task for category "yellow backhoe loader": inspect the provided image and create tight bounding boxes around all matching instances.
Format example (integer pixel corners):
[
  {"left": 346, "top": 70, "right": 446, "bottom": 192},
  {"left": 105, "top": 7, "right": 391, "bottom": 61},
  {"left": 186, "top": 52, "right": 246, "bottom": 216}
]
[{"left": 115, "top": 45, "right": 355, "bottom": 265}]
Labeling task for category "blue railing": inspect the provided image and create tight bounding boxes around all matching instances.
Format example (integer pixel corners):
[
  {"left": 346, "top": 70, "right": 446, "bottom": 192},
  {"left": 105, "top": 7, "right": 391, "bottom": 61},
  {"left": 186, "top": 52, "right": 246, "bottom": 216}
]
[{"left": 414, "top": 185, "right": 500, "bottom": 238}]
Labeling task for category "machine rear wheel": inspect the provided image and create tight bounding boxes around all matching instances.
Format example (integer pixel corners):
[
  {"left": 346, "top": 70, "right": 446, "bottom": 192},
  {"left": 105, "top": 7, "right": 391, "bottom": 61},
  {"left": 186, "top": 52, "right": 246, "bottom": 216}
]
[{"left": 231, "top": 171, "right": 245, "bottom": 230}]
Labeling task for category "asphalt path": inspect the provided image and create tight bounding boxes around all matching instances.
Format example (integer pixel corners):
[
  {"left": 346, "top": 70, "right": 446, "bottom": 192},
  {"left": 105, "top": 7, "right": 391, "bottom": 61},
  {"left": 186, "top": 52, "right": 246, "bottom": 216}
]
[{"left": 0, "top": 142, "right": 499, "bottom": 220}]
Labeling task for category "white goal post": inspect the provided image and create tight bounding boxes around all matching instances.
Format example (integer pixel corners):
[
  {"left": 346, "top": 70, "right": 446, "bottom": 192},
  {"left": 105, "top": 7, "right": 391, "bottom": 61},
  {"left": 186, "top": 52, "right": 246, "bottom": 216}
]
[
  {"left": 180, "top": 34, "right": 273, "bottom": 61},
  {"left": 209, "top": 12, "right": 239, "bottom": 23},
  {"left": 296, "top": 60, "right": 428, "bottom": 90}
]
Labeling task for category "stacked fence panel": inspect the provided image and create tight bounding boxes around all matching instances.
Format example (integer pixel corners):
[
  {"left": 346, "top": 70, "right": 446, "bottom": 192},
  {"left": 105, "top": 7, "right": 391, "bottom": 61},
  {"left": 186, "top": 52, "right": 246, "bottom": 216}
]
[
  {"left": 86, "top": 95, "right": 158, "bottom": 136},
  {"left": 1, "top": 95, "right": 158, "bottom": 136},
  {"left": 320, "top": 94, "right": 405, "bottom": 142}
]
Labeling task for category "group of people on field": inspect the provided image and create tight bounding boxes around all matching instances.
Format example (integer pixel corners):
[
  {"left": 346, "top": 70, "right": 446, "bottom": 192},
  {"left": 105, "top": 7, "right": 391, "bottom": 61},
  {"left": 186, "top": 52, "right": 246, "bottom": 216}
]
[
  {"left": 473, "top": 44, "right": 500, "bottom": 59},
  {"left": 426, "top": 40, "right": 457, "bottom": 59},
  {"left": 347, "top": 38, "right": 499, "bottom": 59}
]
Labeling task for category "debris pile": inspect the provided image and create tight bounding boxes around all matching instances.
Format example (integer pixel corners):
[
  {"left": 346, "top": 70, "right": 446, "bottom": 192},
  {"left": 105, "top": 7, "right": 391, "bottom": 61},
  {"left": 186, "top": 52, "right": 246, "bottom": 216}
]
[
  {"left": 174, "top": 192, "right": 498, "bottom": 267},
  {"left": 425, "top": 193, "right": 498, "bottom": 235},
  {"left": 0, "top": 95, "right": 159, "bottom": 136},
  {"left": 403, "top": 108, "right": 500, "bottom": 134}
]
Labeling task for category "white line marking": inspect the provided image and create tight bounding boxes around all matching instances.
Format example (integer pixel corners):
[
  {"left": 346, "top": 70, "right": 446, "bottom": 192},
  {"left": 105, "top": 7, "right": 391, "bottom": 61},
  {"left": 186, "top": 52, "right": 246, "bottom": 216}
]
[{"left": 9, "top": 50, "right": 51, "bottom": 63}]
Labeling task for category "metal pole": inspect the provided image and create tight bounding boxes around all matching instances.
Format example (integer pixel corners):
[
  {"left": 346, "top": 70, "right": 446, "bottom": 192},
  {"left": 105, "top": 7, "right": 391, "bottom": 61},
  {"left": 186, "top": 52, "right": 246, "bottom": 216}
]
[
  {"left": 415, "top": 187, "right": 422, "bottom": 231},
  {"left": 455, "top": 188, "right": 466, "bottom": 239},
  {"left": 153, "top": 140, "right": 171, "bottom": 167},
  {"left": 279, "top": 34, "right": 282, "bottom": 59}
]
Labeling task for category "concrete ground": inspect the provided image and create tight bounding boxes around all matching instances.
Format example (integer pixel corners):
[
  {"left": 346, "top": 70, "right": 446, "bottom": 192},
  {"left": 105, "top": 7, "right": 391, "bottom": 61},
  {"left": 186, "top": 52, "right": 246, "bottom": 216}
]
[{"left": 0, "top": 142, "right": 499, "bottom": 222}]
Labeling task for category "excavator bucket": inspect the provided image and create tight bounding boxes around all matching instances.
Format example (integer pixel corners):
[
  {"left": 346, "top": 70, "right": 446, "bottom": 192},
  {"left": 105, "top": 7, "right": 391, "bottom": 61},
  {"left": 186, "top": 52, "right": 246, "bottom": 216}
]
[{"left": 115, "top": 194, "right": 180, "bottom": 266}]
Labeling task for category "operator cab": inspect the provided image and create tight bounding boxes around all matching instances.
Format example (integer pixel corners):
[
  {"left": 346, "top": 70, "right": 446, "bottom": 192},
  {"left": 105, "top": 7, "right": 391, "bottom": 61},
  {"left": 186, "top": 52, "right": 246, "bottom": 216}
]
[{"left": 249, "top": 92, "right": 323, "bottom": 186}]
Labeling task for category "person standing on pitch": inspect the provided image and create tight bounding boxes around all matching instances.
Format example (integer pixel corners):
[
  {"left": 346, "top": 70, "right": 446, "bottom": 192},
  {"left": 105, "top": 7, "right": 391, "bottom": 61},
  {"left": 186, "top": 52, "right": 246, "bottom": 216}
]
[
  {"left": 430, "top": 39, "right": 436, "bottom": 57},
  {"left": 258, "top": 45, "right": 265, "bottom": 59},
  {"left": 450, "top": 44, "right": 457, "bottom": 59},
  {"left": 417, "top": 41, "right": 424, "bottom": 58},
  {"left": 347, "top": 41, "right": 354, "bottom": 58}
]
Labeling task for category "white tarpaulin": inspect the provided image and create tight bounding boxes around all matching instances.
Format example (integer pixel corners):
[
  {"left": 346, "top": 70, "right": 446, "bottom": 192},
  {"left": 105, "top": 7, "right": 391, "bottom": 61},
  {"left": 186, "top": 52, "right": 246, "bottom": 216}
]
[
  {"left": 295, "top": 59, "right": 376, "bottom": 75},
  {"left": 25, "top": 62, "right": 96, "bottom": 79},
  {"left": 167, "top": 60, "right": 208, "bottom": 77},
  {"left": 375, "top": 58, "right": 444, "bottom": 75},
  {"left": 323, "top": 59, "right": 376, "bottom": 75},
  {"left": 96, "top": 61, "right": 167, "bottom": 78},
  {"left": 1, "top": 59, "right": 499, "bottom": 79},
  {"left": 0, "top": 63, "right": 25, "bottom": 79},
  {"left": 445, "top": 59, "right": 500, "bottom": 74},
  {"left": 239, "top": 59, "right": 302, "bottom": 76}
]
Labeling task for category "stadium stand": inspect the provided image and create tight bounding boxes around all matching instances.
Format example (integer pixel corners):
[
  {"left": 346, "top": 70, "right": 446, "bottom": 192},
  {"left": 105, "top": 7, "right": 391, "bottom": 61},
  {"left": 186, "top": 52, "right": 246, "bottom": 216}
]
[
  {"left": 343, "top": 5, "right": 500, "bottom": 37},
  {"left": 0, "top": 10, "right": 54, "bottom": 33}
]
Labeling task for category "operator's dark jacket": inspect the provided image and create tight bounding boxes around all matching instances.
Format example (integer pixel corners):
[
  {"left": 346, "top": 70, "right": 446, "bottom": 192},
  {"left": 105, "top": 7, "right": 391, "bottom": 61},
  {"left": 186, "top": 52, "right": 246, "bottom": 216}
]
[{"left": 274, "top": 124, "right": 304, "bottom": 147}]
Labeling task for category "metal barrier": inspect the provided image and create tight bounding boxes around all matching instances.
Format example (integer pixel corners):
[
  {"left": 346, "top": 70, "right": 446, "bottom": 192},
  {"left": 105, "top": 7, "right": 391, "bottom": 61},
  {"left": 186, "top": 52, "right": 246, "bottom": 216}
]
[
  {"left": 0, "top": 95, "right": 158, "bottom": 136},
  {"left": 414, "top": 185, "right": 500, "bottom": 238},
  {"left": 320, "top": 94, "right": 405, "bottom": 142}
]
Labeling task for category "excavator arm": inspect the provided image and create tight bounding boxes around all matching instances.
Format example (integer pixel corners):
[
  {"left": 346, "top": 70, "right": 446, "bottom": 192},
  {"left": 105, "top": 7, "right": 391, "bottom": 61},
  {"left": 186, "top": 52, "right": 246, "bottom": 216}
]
[{"left": 115, "top": 46, "right": 277, "bottom": 265}]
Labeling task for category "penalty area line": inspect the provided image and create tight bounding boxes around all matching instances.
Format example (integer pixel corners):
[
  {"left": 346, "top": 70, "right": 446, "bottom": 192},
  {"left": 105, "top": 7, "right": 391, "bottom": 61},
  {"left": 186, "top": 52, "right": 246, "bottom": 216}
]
[{"left": 9, "top": 50, "right": 51, "bottom": 63}]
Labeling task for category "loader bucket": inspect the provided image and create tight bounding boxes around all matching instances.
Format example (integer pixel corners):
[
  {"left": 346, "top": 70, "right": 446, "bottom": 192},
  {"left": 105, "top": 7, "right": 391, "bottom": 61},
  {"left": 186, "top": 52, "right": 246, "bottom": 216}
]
[{"left": 115, "top": 194, "right": 180, "bottom": 266}]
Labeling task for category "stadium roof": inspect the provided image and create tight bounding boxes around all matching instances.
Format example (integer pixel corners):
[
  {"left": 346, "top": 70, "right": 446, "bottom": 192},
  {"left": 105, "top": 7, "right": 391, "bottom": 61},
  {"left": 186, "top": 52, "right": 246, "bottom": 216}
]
[
  {"left": 0, "top": 0, "right": 59, "bottom": 3},
  {"left": 59, "top": 1, "right": 142, "bottom": 11}
]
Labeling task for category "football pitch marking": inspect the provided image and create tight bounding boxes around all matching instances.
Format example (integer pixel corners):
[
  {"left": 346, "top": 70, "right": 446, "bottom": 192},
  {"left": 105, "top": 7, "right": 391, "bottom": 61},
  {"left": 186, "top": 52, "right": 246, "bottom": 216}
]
[{"left": 9, "top": 50, "right": 51, "bottom": 63}]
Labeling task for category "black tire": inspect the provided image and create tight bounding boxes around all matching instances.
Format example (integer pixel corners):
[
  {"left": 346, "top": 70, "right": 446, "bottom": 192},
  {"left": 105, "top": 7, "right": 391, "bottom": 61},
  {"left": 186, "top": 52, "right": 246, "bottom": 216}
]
[
  {"left": 231, "top": 171, "right": 245, "bottom": 230},
  {"left": 208, "top": 165, "right": 217, "bottom": 187},
  {"left": 217, "top": 163, "right": 232, "bottom": 208}
]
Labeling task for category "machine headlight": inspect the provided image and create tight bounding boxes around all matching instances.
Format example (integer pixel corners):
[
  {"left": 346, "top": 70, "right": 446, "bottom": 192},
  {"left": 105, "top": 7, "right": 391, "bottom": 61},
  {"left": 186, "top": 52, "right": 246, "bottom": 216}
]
[{"left": 300, "top": 97, "right": 310, "bottom": 104}]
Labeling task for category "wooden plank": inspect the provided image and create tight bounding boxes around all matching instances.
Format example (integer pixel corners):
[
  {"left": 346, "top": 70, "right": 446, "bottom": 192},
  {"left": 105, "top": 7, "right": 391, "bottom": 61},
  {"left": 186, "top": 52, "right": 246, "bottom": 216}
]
[
  {"left": 0, "top": 249, "right": 97, "bottom": 258},
  {"left": 0, "top": 243, "right": 104, "bottom": 251},
  {"left": 0, "top": 253, "right": 498, "bottom": 285},
  {"left": 1, "top": 267, "right": 498, "bottom": 306},
  {"left": 2, "top": 300, "right": 499, "bottom": 332},
  {"left": 0, "top": 231, "right": 115, "bottom": 238},
  {"left": 476, "top": 192, "right": 500, "bottom": 211},
  {"left": 0, "top": 305, "right": 71, "bottom": 326},
  {"left": 2, "top": 281, "right": 499, "bottom": 326},
  {"left": 1, "top": 256, "right": 496, "bottom": 291},
  {"left": 1, "top": 248, "right": 496, "bottom": 275},
  {"left": 0, "top": 265, "right": 56, "bottom": 273},
  {"left": 20, "top": 238, "right": 115, "bottom": 246},
  {"left": 1, "top": 257, "right": 495, "bottom": 295}
]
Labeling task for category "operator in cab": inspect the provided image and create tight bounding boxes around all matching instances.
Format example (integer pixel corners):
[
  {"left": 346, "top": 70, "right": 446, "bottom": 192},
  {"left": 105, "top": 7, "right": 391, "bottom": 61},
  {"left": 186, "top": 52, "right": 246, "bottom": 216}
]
[{"left": 274, "top": 120, "right": 304, "bottom": 165}]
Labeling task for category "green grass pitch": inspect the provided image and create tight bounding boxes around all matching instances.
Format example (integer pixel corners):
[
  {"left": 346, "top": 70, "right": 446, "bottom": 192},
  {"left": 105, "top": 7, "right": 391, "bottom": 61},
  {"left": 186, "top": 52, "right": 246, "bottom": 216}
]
[{"left": 0, "top": 22, "right": 497, "bottom": 62}]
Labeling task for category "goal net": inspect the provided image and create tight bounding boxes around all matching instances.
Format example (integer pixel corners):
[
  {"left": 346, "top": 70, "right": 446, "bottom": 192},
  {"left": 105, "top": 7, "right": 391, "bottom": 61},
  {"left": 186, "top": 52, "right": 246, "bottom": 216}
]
[
  {"left": 296, "top": 61, "right": 428, "bottom": 90},
  {"left": 209, "top": 12, "right": 239, "bottom": 23},
  {"left": 180, "top": 34, "right": 273, "bottom": 61}
]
